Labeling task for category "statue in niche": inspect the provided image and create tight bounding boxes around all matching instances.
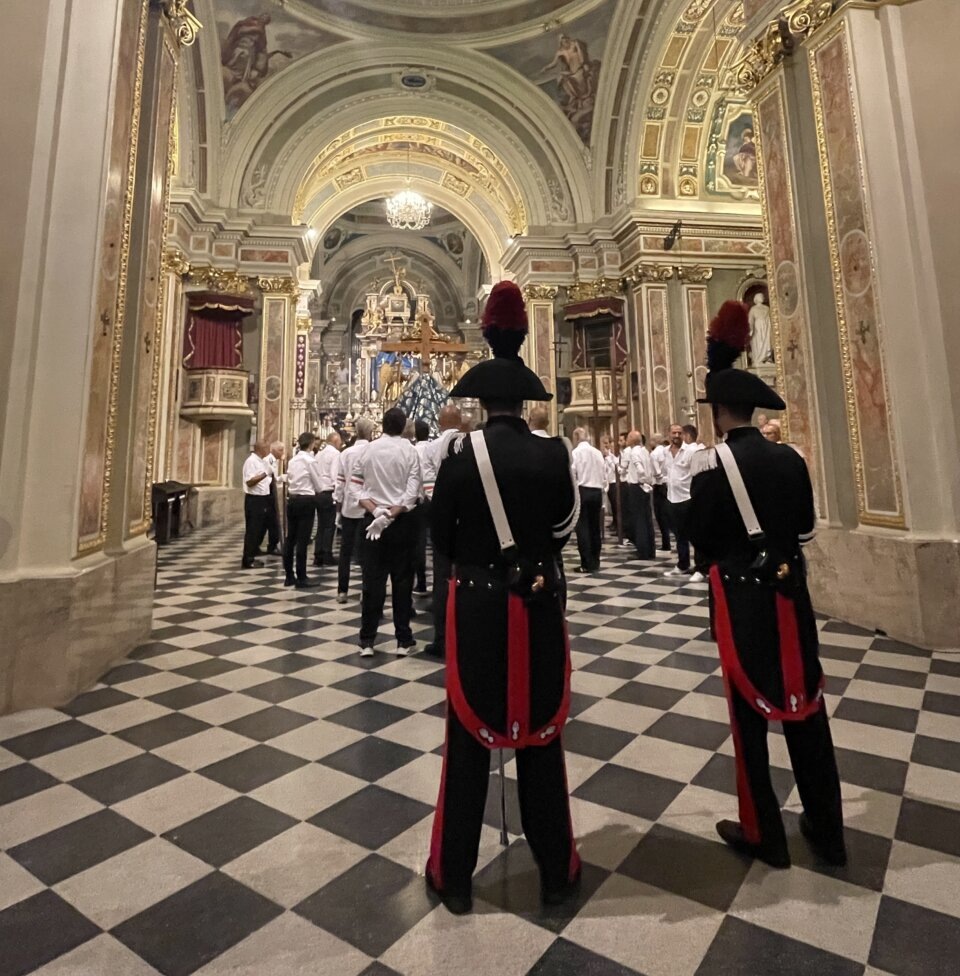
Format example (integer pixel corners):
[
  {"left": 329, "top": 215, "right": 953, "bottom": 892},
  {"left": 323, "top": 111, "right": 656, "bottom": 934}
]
[{"left": 749, "top": 292, "right": 774, "bottom": 365}]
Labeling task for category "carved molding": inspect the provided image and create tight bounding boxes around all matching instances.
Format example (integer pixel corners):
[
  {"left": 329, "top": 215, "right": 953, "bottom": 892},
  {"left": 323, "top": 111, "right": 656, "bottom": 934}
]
[
  {"left": 621, "top": 264, "right": 675, "bottom": 287},
  {"left": 161, "top": 0, "right": 202, "bottom": 47},
  {"left": 257, "top": 276, "right": 299, "bottom": 296},
  {"left": 162, "top": 248, "right": 191, "bottom": 277},
  {"left": 522, "top": 284, "right": 559, "bottom": 301},
  {"left": 676, "top": 265, "right": 714, "bottom": 283},
  {"left": 188, "top": 266, "right": 251, "bottom": 295}
]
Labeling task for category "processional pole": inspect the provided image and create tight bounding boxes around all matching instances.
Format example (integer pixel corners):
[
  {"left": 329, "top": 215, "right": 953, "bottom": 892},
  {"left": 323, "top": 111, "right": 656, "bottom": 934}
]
[
  {"left": 610, "top": 332, "right": 624, "bottom": 545},
  {"left": 498, "top": 749, "right": 509, "bottom": 846}
]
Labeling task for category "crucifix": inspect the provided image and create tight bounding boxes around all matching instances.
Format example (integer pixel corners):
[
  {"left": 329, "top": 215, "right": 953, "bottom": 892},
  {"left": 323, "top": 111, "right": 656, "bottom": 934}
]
[{"left": 381, "top": 313, "right": 471, "bottom": 369}]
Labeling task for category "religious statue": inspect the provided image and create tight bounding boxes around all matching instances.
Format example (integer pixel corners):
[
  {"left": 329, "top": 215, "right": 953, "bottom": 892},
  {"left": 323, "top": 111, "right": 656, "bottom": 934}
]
[{"left": 749, "top": 292, "right": 774, "bottom": 365}]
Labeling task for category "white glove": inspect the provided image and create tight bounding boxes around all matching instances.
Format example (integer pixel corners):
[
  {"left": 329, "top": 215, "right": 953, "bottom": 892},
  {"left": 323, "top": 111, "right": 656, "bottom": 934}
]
[
  {"left": 366, "top": 514, "right": 393, "bottom": 540},
  {"left": 372, "top": 506, "right": 391, "bottom": 519}
]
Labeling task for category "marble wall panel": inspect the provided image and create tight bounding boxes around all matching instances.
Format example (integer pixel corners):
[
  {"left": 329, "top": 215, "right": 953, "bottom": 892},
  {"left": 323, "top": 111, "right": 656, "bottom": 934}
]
[
  {"left": 809, "top": 25, "right": 904, "bottom": 526},
  {"left": 630, "top": 288, "right": 650, "bottom": 437},
  {"left": 684, "top": 286, "right": 713, "bottom": 439},
  {"left": 77, "top": 0, "right": 148, "bottom": 552},
  {"left": 643, "top": 284, "right": 673, "bottom": 437},
  {"left": 755, "top": 75, "right": 826, "bottom": 515},
  {"left": 200, "top": 427, "right": 223, "bottom": 484},
  {"left": 533, "top": 303, "right": 553, "bottom": 389},
  {"left": 128, "top": 32, "right": 178, "bottom": 536},
  {"left": 258, "top": 297, "right": 288, "bottom": 443}
]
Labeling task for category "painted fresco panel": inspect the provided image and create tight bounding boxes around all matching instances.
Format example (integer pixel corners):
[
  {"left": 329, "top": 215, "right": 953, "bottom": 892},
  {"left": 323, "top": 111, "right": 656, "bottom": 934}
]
[
  {"left": 810, "top": 28, "right": 902, "bottom": 524},
  {"left": 755, "top": 78, "right": 825, "bottom": 515},
  {"left": 78, "top": 0, "right": 148, "bottom": 551},
  {"left": 128, "top": 35, "right": 178, "bottom": 535},
  {"left": 684, "top": 286, "right": 713, "bottom": 440},
  {"left": 643, "top": 285, "right": 672, "bottom": 438}
]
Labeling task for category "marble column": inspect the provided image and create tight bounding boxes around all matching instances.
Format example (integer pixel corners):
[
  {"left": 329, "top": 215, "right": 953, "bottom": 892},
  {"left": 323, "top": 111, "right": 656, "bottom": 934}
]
[
  {"left": 522, "top": 285, "right": 559, "bottom": 431},
  {"left": 257, "top": 276, "right": 298, "bottom": 446},
  {"left": 155, "top": 250, "right": 189, "bottom": 483},
  {"left": 680, "top": 280, "right": 715, "bottom": 439}
]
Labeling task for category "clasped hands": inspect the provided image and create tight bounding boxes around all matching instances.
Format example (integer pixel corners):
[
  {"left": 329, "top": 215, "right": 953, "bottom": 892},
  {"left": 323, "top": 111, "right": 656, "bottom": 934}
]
[{"left": 365, "top": 505, "right": 405, "bottom": 540}]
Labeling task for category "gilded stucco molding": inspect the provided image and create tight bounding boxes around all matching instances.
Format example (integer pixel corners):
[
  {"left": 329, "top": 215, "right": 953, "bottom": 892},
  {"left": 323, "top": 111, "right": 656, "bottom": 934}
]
[
  {"left": 161, "top": 0, "right": 201, "bottom": 48},
  {"left": 727, "top": 1, "right": 835, "bottom": 95},
  {"left": 621, "top": 264, "right": 676, "bottom": 288},
  {"left": 676, "top": 265, "right": 714, "bottom": 283},
  {"left": 807, "top": 21, "right": 905, "bottom": 528},
  {"left": 187, "top": 266, "right": 252, "bottom": 295},
  {"left": 162, "top": 248, "right": 191, "bottom": 278},
  {"left": 257, "top": 276, "right": 300, "bottom": 296},
  {"left": 566, "top": 277, "right": 624, "bottom": 302},
  {"left": 522, "top": 284, "right": 559, "bottom": 302}
]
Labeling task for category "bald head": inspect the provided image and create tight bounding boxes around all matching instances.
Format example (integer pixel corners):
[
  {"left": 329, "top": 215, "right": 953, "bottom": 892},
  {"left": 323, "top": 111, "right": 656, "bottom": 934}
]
[
  {"left": 326, "top": 432, "right": 342, "bottom": 450},
  {"left": 626, "top": 430, "right": 641, "bottom": 447},
  {"left": 572, "top": 427, "right": 588, "bottom": 445},
  {"left": 438, "top": 404, "right": 462, "bottom": 432},
  {"left": 528, "top": 407, "right": 550, "bottom": 432},
  {"left": 355, "top": 418, "right": 374, "bottom": 441},
  {"left": 253, "top": 440, "right": 270, "bottom": 457}
]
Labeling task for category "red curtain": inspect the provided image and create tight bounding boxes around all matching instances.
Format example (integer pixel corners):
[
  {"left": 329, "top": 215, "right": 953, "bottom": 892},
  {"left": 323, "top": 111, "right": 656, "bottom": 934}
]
[{"left": 183, "top": 315, "right": 242, "bottom": 369}]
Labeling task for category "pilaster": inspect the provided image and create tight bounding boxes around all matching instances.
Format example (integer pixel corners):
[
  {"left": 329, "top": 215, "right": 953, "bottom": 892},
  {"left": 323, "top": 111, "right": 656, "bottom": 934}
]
[
  {"left": 257, "top": 276, "right": 299, "bottom": 446},
  {"left": 522, "top": 285, "right": 559, "bottom": 432}
]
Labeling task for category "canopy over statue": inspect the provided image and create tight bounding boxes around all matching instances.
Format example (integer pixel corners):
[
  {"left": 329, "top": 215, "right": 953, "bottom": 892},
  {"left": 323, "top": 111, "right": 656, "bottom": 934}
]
[{"left": 396, "top": 374, "right": 451, "bottom": 437}]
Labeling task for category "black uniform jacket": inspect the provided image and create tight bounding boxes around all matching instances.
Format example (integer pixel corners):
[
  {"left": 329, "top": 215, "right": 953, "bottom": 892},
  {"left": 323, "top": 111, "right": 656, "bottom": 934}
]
[
  {"left": 431, "top": 415, "right": 578, "bottom": 748},
  {"left": 687, "top": 426, "right": 823, "bottom": 720}
]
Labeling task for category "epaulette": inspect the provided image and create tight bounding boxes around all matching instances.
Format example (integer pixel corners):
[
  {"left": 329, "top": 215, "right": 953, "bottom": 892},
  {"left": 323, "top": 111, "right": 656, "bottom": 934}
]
[{"left": 690, "top": 447, "right": 718, "bottom": 477}]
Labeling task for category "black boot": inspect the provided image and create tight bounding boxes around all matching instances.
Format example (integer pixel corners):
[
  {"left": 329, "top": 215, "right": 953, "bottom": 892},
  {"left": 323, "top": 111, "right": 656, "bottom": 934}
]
[
  {"left": 716, "top": 820, "right": 790, "bottom": 869},
  {"left": 799, "top": 814, "right": 847, "bottom": 866}
]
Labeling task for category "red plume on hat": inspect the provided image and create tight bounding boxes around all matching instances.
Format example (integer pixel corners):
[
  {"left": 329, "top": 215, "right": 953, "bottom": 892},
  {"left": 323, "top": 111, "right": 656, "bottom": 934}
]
[
  {"left": 706, "top": 300, "right": 749, "bottom": 372},
  {"left": 482, "top": 281, "right": 528, "bottom": 359}
]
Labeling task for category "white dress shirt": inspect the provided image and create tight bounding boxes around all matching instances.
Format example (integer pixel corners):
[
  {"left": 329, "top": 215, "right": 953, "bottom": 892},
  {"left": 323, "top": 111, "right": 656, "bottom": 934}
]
[
  {"left": 633, "top": 445, "right": 656, "bottom": 491},
  {"left": 355, "top": 435, "right": 421, "bottom": 511},
  {"left": 420, "top": 428, "right": 460, "bottom": 499},
  {"left": 619, "top": 445, "right": 639, "bottom": 485},
  {"left": 242, "top": 453, "right": 272, "bottom": 495},
  {"left": 603, "top": 452, "right": 618, "bottom": 486},
  {"left": 665, "top": 442, "right": 701, "bottom": 503},
  {"left": 531, "top": 429, "right": 551, "bottom": 438},
  {"left": 650, "top": 444, "right": 669, "bottom": 485},
  {"left": 286, "top": 450, "right": 325, "bottom": 496},
  {"left": 336, "top": 439, "right": 370, "bottom": 518},
  {"left": 572, "top": 441, "right": 606, "bottom": 489},
  {"left": 313, "top": 445, "right": 340, "bottom": 492}
]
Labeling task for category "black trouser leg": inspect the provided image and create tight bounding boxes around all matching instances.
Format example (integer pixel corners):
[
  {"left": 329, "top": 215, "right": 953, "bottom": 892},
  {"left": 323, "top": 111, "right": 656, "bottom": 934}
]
[
  {"left": 432, "top": 550, "right": 451, "bottom": 655},
  {"left": 284, "top": 496, "right": 315, "bottom": 581},
  {"left": 242, "top": 496, "right": 270, "bottom": 565},
  {"left": 415, "top": 500, "right": 430, "bottom": 592},
  {"left": 727, "top": 686, "right": 789, "bottom": 855},
  {"left": 621, "top": 484, "right": 635, "bottom": 545},
  {"left": 338, "top": 516, "right": 364, "bottom": 595},
  {"left": 575, "top": 489, "right": 593, "bottom": 570},
  {"left": 515, "top": 738, "right": 578, "bottom": 891},
  {"left": 783, "top": 705, "right": 845, "bottom": 847},
  {"left": 360, "top": 519, "right": 389, "bottom": 647},
  {"left": 313, "top": 491, "right": 335, "bottom": 563},
  {"left": 633, "top": 487, "right": 655, "bottom": 559},
  {"left": 266, "top": 484, "right": 281, "bottom": 552},
  {"left": 584, "top": 488, "right": 603, "bottom": 570},
  {"left": 387, "top": 512, "right": 415, "bottom": 644},
  {"left": 653, "top": 484, "right": 671, "bottom": 550},
  {"left": 670, "top": 500, "right": 691, "bottom": 571},
  {"left": 427, "top": 711, "right": 491, "bottom": 895}
]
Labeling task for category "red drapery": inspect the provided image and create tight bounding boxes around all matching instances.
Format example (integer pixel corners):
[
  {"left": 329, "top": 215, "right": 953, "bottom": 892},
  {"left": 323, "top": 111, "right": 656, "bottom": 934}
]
[{"left": 183, "top": 291, "right": 253, "bottom": 369}]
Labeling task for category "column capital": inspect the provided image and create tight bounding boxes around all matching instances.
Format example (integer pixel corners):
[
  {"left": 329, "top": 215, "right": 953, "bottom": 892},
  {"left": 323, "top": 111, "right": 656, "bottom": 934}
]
[
  {"left": 566, "top": 277, "right": 624, "bottom": 302},
  {"left": 257, "top": 275, "right": 299, "bottom": 296},
  {"left": 187, "top": 266, "right": 251, "bottom": 295},
  {"left": 162, "top": 249, "right": 191, "bottom": 278},
  {"left": 522, "top": 284, "right": 559, "bottom": 302},
  {"left": 159, "top": 0, "right": 202, "bottom": 48}
]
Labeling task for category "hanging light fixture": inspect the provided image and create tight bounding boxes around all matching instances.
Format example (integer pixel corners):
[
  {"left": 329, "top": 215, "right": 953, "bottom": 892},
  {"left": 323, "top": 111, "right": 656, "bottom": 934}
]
[{"left": 386, "top": 146, "right": 432, "bottom": 231}]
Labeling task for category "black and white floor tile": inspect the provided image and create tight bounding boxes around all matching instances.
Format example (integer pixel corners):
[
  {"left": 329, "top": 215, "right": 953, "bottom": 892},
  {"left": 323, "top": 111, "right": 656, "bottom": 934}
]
[{"left": 2, "top": 526, "right": 959, "bottom": 976}]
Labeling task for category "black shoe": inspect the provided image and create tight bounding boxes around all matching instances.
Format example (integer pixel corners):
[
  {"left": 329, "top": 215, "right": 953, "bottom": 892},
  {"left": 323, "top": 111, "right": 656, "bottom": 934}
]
[
  {"left": 716, "top": 820, "right": 790, "bottom": 869},
  {"left": 241, "top": 560, "right": 264, "bottom": 569},
  {"left": 284, "top": 576, "right": 295, "bottom": 587},
  {"left": 423, "top": 643, "right": 444, "bottom": 659},
  {"left": 312, "top": 556, "right": 322, "bottom": 567},
  {"left": 425, "top": 874, "right": 472, "bottom": 915},
  {"left": 799, "top": 814, "right": 847, "bottom": 866},
  {"left": 264, "top": 548, "right": 282, "bottom": 558},
  {"left": 295, "top": 579, "right": 319, "bottom": 589},
  {"left": 409, "top": 607, "right": 418, "bottom": 618},
  {"left": 658, "top": 546, "right": 671, "bottom": 552},
  {"left": 413, "top": 588, "right": 429, "bottom": 598},
  {"left": 541, "top": 869, "right": 582, "bottom": 907}
]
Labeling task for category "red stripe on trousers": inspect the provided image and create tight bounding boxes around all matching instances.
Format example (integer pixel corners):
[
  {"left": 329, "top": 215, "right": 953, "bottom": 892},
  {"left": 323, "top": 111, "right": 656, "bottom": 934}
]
[
  {"left": 506, "top": 593, "right": 530, "bottom": 745},
  {"left": 776, "top": 591, "right": 807, "bottom": 716}
]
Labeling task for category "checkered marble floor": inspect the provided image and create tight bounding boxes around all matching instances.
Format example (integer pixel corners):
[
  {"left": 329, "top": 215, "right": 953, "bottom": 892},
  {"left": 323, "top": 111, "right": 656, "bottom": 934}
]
[{"left": 2, "top": 526, "right": 959, "bottom": 976}]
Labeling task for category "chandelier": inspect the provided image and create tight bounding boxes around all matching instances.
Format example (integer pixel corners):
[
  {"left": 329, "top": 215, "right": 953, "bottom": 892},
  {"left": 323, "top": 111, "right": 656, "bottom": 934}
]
[
  {"left": 386, "top": 188, "right": 432, "bottom": 230},
  {"left": 385, "top": 146, "right": 432, "bottom": 230}
]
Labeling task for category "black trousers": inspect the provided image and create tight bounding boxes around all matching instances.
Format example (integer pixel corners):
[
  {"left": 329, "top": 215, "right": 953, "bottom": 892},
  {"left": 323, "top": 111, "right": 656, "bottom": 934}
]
[
  {"left": 313, "top": 491, "right": 336, "bottom": 563},
  {"left": 431, "top": 549, "right": 452, "bottom": 656},
  {"left": 653, "top": 484, "right": 671, "bottom": 550},
  {"left": 668, "top": 499, "right": 691, "bottom": 571},
  {"left": 429, "top": 711, "right": 577, "bottom": 895},
  {"left": 266, "top": 483, "right": 281, "bottom": 552},
  {"left": 621, "top": 481, "right": 636, "bottom": 545},
  {"left": 727, "top": 686, "right": 844, "bottom": 857},
  {"left": 414, "top": 500, "right": 430, "bottom": 592},
  {"left": 337, "top": 516, "right": 366, "bottom": 595},
  {"left": 283, "top": 495, "right": 315, "bottom": 582},
  {"left": 242, "top": 495, "right": 272, "bottom": 566},
  {"left": 360, "top": 511, "right": 416, "bottom": 647},
  {"left": 575, "top": 487, "right": 603, "bottom": 571},
  {"left": 608, "top": 482, "right": 620, "bottom": 534},
  {"left": 629, "top": 485, "right": 655, "bottom": 559}
]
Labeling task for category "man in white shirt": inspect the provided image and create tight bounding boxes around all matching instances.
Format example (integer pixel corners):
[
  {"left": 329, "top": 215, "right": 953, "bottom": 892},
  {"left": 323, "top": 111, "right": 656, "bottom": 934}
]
[
  {"left": 528, "top": 406, "right": 551, "bottom": 438},
  {"left": 283, "top": 432, "right": 326, "bottom": 588},
  {"left": 650, "top": 434, "right": 673, "bottom": 552},
  {"left": 631, "top": 434, "right": 657, "bottom": 559},
  {"left": 354, "top": 407, "right": 422, "bottom": 656},
  {"left": 334, "top": 418, "right": 373, "bottom": 604},
  {"left": 663, "top": 423, "right": 703, "bottom": 579},
  {"left": 413, "top": 420, "right": 432, "bottom": 596},
  {"left": 423, "top": 404, "right": 462, "bottom": 658},
  {"left": 312, "top": 432, "right": 342, "bottom": 567},
  {"left": 618, "top": 432, "right": 639, "bottom": 550},
  {"left": 241, "top": 441, "right": 273, "bottom": 569},
  {"left": 261, "top": 441, "right": 286, "bottom": 557},
  {"left": 571, "top": 429, "right": 606, "bottom": 572}
]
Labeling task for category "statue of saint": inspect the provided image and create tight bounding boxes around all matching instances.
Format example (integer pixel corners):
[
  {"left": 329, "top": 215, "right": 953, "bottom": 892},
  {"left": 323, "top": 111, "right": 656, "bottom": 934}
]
[{"left": 749, "top": 292, "right": 773, "bottom": 365}]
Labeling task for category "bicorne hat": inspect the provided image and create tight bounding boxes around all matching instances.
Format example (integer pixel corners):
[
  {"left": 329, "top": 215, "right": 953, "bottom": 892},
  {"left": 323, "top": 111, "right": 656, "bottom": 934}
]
[
  {"left": 696, "top": 300, "right": 785, "bottom": 411},
  {"left": 450, "top": 281, "right": 552, "bottom": 402}
]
